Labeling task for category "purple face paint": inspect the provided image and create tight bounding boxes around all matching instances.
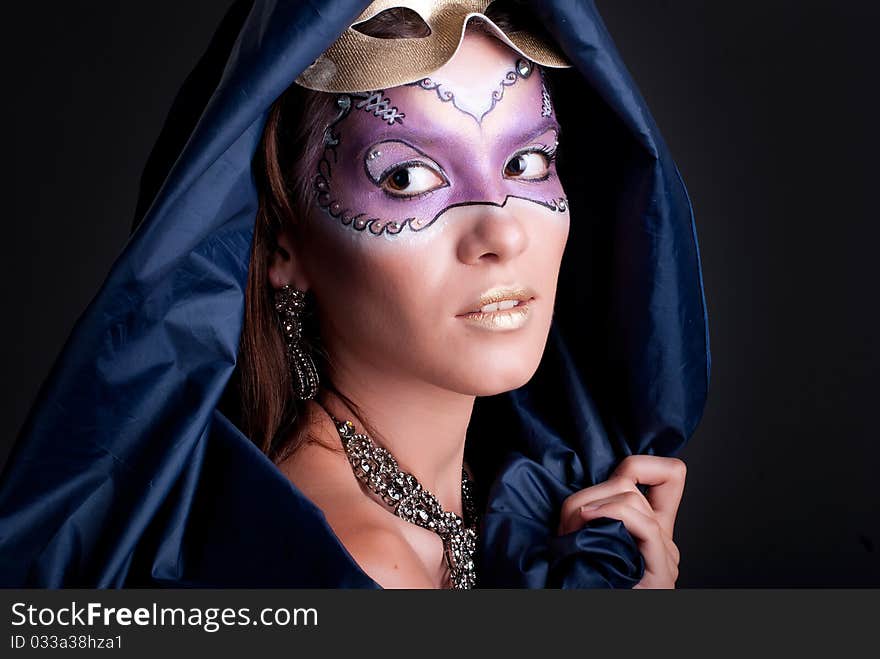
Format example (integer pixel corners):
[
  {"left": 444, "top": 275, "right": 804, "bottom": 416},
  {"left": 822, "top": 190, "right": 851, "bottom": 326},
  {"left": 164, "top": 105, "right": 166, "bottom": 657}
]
[{"left": 312, "top": 47, "right": 568, "bottom": 238}]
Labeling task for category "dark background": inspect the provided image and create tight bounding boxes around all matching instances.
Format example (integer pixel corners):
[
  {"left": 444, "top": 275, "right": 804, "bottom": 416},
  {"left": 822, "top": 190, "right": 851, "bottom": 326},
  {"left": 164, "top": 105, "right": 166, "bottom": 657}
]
[{"left": 2, "top": 1, "right": 877, "bottom": 586}]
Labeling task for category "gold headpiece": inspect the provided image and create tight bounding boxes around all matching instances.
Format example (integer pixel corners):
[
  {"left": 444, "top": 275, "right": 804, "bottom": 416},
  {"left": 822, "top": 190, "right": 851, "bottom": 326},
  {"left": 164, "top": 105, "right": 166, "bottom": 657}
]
[{"left": 295, "top": 0, "right": 571, "bottom": 93}]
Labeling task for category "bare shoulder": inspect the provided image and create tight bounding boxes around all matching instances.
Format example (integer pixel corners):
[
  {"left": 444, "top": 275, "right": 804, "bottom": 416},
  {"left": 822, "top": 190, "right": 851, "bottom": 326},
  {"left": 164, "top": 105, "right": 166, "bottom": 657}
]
[
  {"left": 276, "top": 402, "right": 437, "bottom": 589},
  {"left": 285, "top": 448, "right": 436, "bottom": 587},
  {"left": 341, "top": 525, "right": 436, "bottom": 589}
]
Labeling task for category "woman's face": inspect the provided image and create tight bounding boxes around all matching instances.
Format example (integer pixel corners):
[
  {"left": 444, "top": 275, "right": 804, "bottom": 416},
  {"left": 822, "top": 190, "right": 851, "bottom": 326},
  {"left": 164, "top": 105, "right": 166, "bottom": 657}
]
[{"left": 285, "top": 30, "right": 569, "bottom": 396}]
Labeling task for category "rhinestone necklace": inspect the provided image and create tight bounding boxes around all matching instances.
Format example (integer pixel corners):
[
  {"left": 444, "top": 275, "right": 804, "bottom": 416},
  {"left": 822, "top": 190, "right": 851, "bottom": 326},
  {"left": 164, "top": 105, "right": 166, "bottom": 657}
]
[{"left": 332, "top": 416, "right": 478, "bottom": 589}]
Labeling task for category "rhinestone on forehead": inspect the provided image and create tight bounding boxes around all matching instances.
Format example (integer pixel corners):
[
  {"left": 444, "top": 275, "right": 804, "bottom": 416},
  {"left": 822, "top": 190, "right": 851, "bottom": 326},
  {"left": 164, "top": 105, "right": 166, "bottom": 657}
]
[{"left": 517, "top": 58, "right": 533, "bottom": 77}]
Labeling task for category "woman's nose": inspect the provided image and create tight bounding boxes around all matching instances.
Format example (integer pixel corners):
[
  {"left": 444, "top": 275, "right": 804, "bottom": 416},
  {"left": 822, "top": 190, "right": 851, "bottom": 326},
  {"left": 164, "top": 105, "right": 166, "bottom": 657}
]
[{"left": 456, "top": 204, "right": 529, "bottom": 265}]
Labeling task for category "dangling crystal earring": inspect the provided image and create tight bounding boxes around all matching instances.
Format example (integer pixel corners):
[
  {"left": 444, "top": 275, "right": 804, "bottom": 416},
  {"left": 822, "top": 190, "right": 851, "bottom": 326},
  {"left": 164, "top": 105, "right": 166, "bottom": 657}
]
[{"left": 273, "top": 284, "right": 319, "bottom": 400}]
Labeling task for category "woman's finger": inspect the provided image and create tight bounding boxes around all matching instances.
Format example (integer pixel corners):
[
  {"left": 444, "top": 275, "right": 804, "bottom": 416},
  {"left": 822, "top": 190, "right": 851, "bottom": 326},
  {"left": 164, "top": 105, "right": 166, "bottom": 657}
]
[
  {"left": 580, "top": 501, "right": 673, "bottom": 585},
  {"left": 581, "top": 491, "right": 655, "bottom": 518},
  {"left": 557, "top": 476, "right": 646, "bottom": 535},
  {"left": 559, "top": 489, "right": 655, "bottom": 537},
  {"left": 611, "top": 455, "right": 687, "bottom": 538}
]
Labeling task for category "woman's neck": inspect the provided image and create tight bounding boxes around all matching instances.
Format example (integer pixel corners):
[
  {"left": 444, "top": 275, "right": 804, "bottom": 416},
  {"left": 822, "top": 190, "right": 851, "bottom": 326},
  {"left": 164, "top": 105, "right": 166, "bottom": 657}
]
[{"left": 319, "top": 364, "right": 475, "bottom": 517}]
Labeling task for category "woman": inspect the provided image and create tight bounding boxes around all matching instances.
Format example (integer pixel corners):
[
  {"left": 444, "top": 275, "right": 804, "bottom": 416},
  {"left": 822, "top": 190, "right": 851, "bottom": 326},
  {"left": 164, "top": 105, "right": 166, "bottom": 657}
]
[{"left": 0, "top": 0, "right": 710, "bottom": 589}]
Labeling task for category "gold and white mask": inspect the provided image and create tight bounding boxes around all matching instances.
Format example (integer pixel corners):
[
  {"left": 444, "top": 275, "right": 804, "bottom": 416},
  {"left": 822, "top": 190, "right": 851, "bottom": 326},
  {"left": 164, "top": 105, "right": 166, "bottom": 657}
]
[{"left": 296, "top": 0, "right": 571, "bottom": 93}]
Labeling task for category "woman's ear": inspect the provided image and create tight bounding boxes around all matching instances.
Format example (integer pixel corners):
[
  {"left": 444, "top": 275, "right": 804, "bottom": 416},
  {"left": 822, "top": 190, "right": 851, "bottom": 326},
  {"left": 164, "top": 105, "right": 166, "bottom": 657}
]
[{"left": 268, "top": 225, "right": 311, "bottom": 292}]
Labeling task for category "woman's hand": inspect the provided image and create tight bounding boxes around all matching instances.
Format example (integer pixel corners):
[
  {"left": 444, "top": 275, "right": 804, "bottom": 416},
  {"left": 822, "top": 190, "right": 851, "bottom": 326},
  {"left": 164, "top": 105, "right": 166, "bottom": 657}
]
[{"left": 557, "top": 455, "right": 687, "bottom": 589}]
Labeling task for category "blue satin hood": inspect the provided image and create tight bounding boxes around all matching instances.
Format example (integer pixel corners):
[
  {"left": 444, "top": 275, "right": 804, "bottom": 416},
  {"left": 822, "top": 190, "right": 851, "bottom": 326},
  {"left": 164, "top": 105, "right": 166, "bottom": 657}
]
[{"left": 0, "top": 0, "right": 710, "bottom": 587}]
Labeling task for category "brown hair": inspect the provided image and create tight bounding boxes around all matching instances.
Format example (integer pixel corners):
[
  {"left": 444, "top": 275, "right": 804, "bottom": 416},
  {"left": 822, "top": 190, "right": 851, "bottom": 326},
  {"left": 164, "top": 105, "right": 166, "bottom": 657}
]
[{"left": 235, "top": 6, "right": 525, "bottom": 463}]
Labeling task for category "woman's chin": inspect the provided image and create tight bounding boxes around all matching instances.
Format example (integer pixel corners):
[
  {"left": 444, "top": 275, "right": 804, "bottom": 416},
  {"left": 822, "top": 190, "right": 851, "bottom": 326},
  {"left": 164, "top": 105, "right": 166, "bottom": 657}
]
[{"left": 450, "top": 356, "right": 542, "bottom": 397}]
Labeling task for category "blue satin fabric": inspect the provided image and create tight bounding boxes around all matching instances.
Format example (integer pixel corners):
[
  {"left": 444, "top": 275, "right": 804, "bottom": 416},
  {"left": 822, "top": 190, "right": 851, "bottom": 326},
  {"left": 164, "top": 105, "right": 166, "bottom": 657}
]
[{"left": 0, "top": 0, "right": 710, "bottom": 588}]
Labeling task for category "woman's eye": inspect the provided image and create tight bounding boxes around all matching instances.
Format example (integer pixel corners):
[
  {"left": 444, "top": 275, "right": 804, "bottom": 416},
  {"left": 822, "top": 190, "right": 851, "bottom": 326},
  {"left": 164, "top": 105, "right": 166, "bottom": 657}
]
[
  {"left": 504, "top": 151, "right": 551, "bottom": 180},
  {"left": 380, "top": 164, "right": 447, "bottom": 197}
]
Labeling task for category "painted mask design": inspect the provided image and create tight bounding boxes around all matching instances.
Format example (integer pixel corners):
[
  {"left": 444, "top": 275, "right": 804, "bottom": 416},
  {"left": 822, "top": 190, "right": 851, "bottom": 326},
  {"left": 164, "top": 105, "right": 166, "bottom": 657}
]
[{"left": 312, "top": 40, "right": 568, "bottom": 238}]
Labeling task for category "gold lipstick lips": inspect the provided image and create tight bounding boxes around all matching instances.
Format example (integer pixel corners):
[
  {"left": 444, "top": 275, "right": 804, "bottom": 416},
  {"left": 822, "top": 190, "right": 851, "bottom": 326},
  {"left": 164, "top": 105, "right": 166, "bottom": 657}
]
[{"left": 456, "top": 285, "right": 536, "bottom": 331}]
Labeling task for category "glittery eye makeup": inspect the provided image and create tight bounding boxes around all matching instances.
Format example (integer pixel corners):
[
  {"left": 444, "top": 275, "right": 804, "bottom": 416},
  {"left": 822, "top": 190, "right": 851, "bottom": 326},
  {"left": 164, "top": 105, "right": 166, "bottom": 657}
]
[
  {"left": 363, "top": 140, "right": 450, "bottom": 199},
  {"left": 503, "top": 148, "right": 555, "bottom": 180},
  {"left": 503, "top": 129, "right": 560, "bottom": 182}
]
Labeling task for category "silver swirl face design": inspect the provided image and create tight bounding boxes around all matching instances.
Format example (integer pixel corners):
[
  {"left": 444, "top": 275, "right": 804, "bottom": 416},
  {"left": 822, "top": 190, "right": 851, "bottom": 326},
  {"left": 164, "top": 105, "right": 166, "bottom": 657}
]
[
  {"left": 315, "top": 129, "right": 413, "bottom": 236},
  {"left": 410, "top": 57, "right": 533, "bottom": 124},
  {"left": 315, "top": 93, "right": 416, "bottom": 236}
]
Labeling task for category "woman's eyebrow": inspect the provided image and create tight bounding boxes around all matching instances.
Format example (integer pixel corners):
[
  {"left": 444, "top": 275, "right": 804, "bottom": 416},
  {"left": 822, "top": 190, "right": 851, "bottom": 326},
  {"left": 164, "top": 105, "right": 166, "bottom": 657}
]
[
  {"left": 360, "top": 120, "right": 562, "bottom": 158},
  {"left": 361, "top": 124, "right": 464, "bottom": 150},
  {"left": 504, "top": 120, "right": 562, "bottom": 148}
]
